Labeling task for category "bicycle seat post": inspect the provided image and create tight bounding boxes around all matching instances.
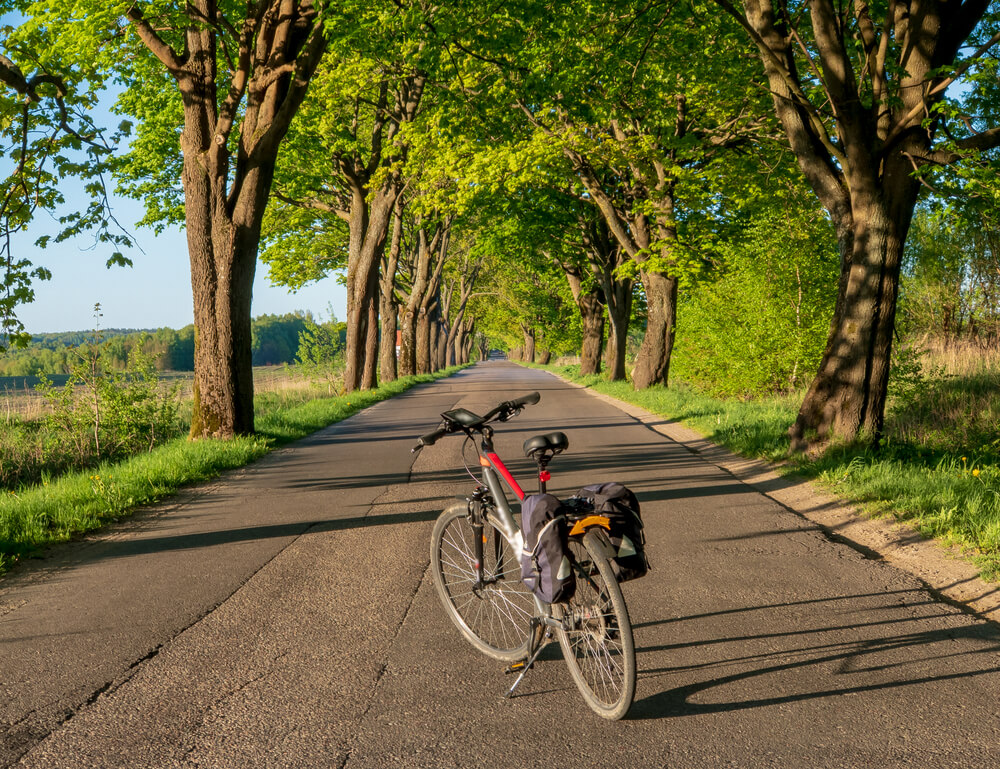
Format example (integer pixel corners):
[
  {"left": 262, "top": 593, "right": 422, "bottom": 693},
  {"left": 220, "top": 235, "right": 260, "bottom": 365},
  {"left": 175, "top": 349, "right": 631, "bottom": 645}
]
[{"left": 536, "top": 453, "right": 552, "bottom": 494}]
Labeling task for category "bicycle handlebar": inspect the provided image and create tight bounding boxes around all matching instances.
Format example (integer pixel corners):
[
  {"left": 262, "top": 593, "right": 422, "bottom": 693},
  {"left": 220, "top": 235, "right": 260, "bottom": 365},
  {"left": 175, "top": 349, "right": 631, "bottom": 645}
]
[
  {"left": 510, "top": 391, "right": 541, "bottom": 408},
  {"left": 414, "top": 426, "right": 449, "bottom": 450},
  {"left": 411, "top": 392, "right": 540, "bottom": 453}
]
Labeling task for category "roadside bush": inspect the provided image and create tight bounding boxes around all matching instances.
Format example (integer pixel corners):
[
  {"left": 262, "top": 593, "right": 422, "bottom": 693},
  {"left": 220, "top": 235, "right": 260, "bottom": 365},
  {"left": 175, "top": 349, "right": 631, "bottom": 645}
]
[
  {"left": 0, "top": 338, "right": 181, "bottom": 490},
  {"left": 671, "top": 205, "right": 838, "bottom": 397},
  {"left": 294, "top": 314, "right": 346, "bottom": 394}
]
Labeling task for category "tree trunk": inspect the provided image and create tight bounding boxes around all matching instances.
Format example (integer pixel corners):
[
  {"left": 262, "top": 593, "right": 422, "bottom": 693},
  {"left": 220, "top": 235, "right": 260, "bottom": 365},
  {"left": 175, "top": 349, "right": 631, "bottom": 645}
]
[
  {"left": 378, "top": 201, "right": 403, "bottom": 384},
  {"left": 451, "top": 326, "right": 464, "bottom": 366},
  {"left": 362, "top": 268, "right": 379, "bottom": 390},
  {"left": 428, "top": 313, "right": 440, "bottom": 372},
  {"left": 458, "top": 318, "right": 475, "bottom": 364},
  {"left": 521, "top": 327, "right": 536, "bottom": 363},
  {"left": 538, "top": 350, "right": 551, "bottom": 364},
  {"left": 399, "top": 307, "right": 417, "bottom": 377},
  {"left": 581, "top": 219, "right": 631, "bottom": 381},
  {"left": 187, "top": 191, "right": 261, "bottom": 438},
  {"left": 400, "top": 220, "right": 445, "bottom": 377},
  {"left": 578, "top": 292, "right": 604, "bottom": 374},
  {"left": 434, "top": 316, "right": 447, "bottom": 370},
  {"left": 563, "top": 268, "right": 604, "bottom": 375},
  {"left": 416, "top": 309, "right": 431, "bottom": 374},
  {"left": 789, "top": 193, "right": 907, "bottom": 448},
  {"left": 631, "top": 270, "right": 677, "bottom": 389},
  {"left": 379, "top": 296, "right": 397, "bottom": 384},
  {"left": 604, "top": 278, "right": 632, "bottom": 380},
  {"left": 344, "top": 187, "right": 395, "bottom": 391}
]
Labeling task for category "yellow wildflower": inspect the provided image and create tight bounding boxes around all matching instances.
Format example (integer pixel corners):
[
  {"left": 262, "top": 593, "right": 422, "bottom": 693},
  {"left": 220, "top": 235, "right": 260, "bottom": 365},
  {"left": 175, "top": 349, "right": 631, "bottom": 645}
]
[{"left": 973, "top": 469, "right": 981, "bottom": 477}]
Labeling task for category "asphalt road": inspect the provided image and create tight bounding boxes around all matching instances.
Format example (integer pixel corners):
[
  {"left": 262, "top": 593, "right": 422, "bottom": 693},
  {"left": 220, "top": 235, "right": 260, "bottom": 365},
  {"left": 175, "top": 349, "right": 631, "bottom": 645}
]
[{"left": 3, "top": 362, "right": 1000, "bottom": 768}]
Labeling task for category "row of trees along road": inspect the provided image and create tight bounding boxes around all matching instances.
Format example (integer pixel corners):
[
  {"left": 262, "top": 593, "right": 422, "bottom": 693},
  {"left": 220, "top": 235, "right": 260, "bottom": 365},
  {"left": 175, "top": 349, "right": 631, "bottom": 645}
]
[{"left": 3, "top": 1, "right": 1000, "bottom": 450}]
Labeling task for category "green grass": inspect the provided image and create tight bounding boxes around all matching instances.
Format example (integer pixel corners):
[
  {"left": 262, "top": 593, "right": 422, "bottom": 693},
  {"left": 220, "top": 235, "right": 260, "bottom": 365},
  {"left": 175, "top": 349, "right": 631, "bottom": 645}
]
[
  {"left": 0, "top": 367, "right": 466, "bottom": 574},
  {"left": 528, "top": 362, "right": 1000, "bottom": 581}
]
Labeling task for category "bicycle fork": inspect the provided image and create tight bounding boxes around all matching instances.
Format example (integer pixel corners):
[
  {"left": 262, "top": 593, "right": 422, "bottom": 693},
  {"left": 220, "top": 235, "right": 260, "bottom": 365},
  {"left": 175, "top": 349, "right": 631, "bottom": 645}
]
[{"left": 467, "top": 491, "right": 504, "bottom": 593}]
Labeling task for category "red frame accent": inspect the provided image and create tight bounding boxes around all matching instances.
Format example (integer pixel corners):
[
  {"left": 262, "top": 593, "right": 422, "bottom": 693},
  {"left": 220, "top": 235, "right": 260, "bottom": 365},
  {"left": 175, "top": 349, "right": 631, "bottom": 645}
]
[{"left": 486, "top": 452, "right": 525, "bottom": 501}]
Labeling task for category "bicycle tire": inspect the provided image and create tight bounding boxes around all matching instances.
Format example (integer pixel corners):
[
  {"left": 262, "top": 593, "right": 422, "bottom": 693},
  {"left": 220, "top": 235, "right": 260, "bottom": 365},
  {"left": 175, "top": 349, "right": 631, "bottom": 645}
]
[
  {"left": 430, "top": 503, "right": 537, "bottom": 661},
  {"left": 557, "top": 529, "right": 636, "bottom": 720}
]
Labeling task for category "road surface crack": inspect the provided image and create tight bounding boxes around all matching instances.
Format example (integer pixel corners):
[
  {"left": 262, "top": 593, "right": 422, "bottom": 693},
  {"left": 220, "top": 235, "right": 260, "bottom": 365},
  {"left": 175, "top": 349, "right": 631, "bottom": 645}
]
[{"left": 336, "top": 549, "right": 432, "bottom": 769}]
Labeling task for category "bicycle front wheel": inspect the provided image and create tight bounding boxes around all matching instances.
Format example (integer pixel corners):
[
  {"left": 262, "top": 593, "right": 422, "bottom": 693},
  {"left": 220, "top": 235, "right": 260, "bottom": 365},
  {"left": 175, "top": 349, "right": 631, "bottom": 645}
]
[
  {"left": 558, "top": 529, "right": 636, "bottom": 720},
  {"left": 430, "top": 503, "right": 536, "bottom": 661}
]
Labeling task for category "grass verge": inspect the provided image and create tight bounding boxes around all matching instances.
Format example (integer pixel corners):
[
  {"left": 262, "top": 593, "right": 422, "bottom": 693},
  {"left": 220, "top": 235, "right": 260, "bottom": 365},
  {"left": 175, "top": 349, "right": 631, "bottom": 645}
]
[
  {"left": 528, "top": 363, "right": 1000, "bottom": 581},
  {"left": 0, "top": 367, "right": 466, "bottom": 575}
]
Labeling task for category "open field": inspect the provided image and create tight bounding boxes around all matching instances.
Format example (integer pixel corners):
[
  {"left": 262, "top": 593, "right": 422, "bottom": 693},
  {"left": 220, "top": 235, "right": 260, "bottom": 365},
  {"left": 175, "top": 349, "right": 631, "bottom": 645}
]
[{"left": 1, "top": 367, "right": 316, "bottom": 422}]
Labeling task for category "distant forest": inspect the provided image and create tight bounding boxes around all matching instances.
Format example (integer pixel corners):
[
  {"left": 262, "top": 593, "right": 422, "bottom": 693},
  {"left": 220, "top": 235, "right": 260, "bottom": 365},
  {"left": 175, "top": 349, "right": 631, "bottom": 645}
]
[{"left": 0, "top": 313, "right": 330, "bottom": 377}]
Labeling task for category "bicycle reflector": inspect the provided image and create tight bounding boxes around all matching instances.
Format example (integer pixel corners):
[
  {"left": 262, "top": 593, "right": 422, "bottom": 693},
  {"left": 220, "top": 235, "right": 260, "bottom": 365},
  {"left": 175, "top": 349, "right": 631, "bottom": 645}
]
[{"left": 568, "top": 515, "right": 611, "bottom": 537}]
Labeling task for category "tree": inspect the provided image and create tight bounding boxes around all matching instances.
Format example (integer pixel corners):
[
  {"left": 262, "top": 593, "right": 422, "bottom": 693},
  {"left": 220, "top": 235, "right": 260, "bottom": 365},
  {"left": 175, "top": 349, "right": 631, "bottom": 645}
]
[
  {"left": 716, "top": 0, "right": 1000, "bottom": 448},
  {"left": 901, "top": 202, "right": 1000, "bottom": 345},
  {"left": 26, "top": 1, "right": 328, "bottom": 438},
  {"left": 263, "top": 4, "right": 436, "bottom": 392},
  {"left": 438, "top": 230, "right": 484, "bottom": 367},
  {"left": 579, "top": 213, "right": 633, "bottom": 380},
  {"left": 295, "top": 309, "right": 345, "bottom": 394},
  {"left": 673, "top": 194, "right": 839, "bottom": 396},
  {"left": 455, "top": 0, "right": 767, "bottom": 388}
]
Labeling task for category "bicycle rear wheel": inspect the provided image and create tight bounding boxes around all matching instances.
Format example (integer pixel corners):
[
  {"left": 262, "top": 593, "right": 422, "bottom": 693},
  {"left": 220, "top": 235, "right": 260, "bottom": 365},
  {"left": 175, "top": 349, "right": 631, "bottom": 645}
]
[
  {"left": 430, "top": 503, "right": 536, "bottom": 661},
  {"left": 558, "top": 529, "right": 636, "bottom": 720}
]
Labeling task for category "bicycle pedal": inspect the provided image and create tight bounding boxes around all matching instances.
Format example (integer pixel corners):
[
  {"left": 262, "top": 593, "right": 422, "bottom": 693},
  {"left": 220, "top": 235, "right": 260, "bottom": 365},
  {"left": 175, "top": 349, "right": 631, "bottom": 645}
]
[{"left": 504, "top": 659, "right": 531, "bottom": 675}]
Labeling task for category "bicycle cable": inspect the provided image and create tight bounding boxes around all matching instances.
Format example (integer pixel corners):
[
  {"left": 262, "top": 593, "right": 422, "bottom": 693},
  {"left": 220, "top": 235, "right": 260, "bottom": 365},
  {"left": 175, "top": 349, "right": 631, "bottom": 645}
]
[{"left": 460, "top": 434, "right": 481, "bottom": 485}]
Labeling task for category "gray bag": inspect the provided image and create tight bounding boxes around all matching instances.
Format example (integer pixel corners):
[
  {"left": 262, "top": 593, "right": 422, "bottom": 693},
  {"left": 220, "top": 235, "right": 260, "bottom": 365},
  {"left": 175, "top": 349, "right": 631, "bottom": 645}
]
[
  {"left": 519, "top": 493, "right": 575, "bottom": 603},
  {"left": 570, "top": 482, "right": 649, "bottom": 582}
]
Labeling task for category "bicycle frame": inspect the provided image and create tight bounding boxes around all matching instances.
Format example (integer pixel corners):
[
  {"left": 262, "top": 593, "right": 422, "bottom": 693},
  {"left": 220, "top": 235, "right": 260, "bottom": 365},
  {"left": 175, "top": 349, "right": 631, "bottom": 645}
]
[
  {"left": 464, "top": 425, "right": 569, "bottom": 628},
  {"left": 475, "top": 426, "right": 524, "bottom": 544}
]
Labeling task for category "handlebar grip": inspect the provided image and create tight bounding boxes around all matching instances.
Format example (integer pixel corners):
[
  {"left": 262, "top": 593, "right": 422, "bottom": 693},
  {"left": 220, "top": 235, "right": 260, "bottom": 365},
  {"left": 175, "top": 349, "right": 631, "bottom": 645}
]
[
  {"left": 412, "top": 427, "right": 447, "bottom": 452},
  {"left": 509, "top": 391, "right": 540, "bottom": 408}
]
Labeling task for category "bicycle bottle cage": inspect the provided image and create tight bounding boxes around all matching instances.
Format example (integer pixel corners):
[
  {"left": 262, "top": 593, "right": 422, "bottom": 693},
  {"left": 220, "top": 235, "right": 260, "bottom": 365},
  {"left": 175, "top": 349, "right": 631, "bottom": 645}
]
[{"left": 523, "top": 432, "right": 569, "bottom": 458}]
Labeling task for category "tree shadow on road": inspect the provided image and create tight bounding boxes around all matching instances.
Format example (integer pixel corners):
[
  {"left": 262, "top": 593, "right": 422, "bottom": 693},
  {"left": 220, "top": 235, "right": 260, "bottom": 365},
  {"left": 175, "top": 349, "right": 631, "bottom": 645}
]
[{"left": 627, "top": 588, "right": 1000, "bottom": 720}]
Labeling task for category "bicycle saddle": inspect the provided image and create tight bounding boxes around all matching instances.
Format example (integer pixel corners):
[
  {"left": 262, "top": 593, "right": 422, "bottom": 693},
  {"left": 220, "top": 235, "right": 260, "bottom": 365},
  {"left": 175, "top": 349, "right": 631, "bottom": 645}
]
[{"left": 523, "top": 431, "right": 569, "bottom": 458}]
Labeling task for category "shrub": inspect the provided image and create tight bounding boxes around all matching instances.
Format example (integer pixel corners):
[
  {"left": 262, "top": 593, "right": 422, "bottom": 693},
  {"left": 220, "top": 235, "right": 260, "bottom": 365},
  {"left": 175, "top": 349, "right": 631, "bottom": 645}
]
[
  {"left": 0, "top": 337, "right": 183, "bottom": 490},
  {"left": 671, "top": 205, "right": 838, "bottom": 397}
]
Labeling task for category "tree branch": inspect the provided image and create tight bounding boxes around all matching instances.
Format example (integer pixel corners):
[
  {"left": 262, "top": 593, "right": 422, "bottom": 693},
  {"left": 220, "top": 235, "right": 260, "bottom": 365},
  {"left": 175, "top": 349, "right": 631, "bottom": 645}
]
[{"left": 126, "top": 3, "right": 187, "bottom": 75}]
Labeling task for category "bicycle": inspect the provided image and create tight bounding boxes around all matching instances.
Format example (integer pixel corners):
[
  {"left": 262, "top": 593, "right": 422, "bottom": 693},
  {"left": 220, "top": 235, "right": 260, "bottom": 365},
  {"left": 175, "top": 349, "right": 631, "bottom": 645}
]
[{"left": 412, "top": 391, "right": 636, "bottom": 720}]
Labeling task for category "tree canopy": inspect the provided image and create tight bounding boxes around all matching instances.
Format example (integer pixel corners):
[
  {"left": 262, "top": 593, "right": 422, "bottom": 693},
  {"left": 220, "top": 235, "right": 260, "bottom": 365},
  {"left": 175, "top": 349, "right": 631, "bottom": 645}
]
[{"left": 6, "top": 0, "right": 1000, "bottom": 450}]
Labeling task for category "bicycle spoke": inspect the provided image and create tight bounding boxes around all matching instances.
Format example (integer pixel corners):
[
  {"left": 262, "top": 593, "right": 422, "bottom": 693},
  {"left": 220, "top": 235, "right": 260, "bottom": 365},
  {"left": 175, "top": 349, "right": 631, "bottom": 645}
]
[
  {"left": 431, "top": 507, "right": 535, "bottom": 660},
  {"left": 557, "top": 532, "right": 635, "bottom": 719}
]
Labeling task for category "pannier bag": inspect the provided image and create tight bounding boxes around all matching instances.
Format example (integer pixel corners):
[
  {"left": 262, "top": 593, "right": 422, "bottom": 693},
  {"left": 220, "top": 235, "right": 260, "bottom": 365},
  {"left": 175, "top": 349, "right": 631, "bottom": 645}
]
[
  {"left": 519, "top": 493, "right": 575, "bottom": 603},
  {"left": 570, "top": 482, "right": 649, "bottom": 582}
]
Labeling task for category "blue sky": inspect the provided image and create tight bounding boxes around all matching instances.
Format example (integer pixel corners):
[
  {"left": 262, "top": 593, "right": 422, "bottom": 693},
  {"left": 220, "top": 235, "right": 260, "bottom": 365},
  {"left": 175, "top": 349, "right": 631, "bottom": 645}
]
[
  {"left": 5, "top": 58, "right": 347, "bottom": 335},
  {"left": 15, "top": 193, "right": 348, "bottom": 334}
]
